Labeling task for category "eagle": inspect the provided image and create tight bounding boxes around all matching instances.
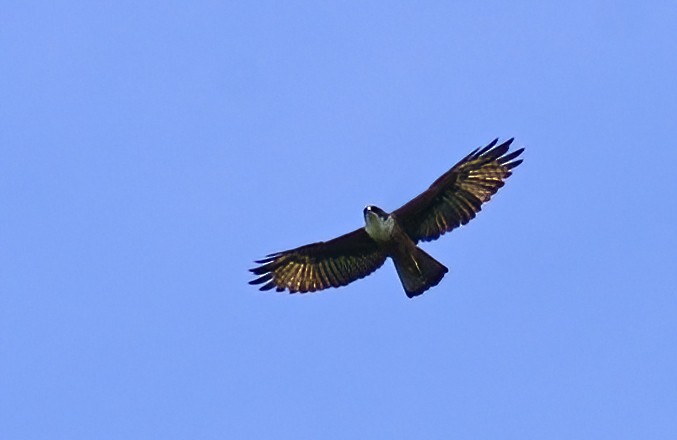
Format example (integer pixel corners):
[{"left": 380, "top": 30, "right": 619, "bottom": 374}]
[{"left": 250, "top": 138, "right": 524, "bottom": 298}]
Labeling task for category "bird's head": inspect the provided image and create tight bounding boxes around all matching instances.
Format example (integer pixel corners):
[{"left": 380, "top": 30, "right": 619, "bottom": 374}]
[
  {"left": 363, "top": 205, "right": 388, "bottom": 221},
  {"left": 363, "top": 205, "right": 392, "bottom": 240}
]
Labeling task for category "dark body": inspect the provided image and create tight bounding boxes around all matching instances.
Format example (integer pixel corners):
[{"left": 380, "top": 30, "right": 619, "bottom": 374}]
[{"left": 250, "top": 138, "right": 523, "bottom": 297}]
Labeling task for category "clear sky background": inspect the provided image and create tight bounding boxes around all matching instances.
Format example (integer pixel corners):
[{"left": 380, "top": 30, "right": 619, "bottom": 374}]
[{"left": 2, "top": 1, "right": 676, "bottom": 439}]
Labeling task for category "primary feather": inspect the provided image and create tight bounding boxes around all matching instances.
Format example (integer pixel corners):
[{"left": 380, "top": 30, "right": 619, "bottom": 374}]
[{"left": 393, "top": 138, "right": 523, "bottom": 242}]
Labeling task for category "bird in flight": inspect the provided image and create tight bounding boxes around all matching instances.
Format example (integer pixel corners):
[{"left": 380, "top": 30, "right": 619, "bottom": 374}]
[{"left": 250, "top": 138, "right": 524, "bottom": 298}]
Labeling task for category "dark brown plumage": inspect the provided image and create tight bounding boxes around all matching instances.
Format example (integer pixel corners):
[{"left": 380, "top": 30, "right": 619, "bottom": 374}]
[
  {"left": 249, "top": 229, "right": 386, "bottom": 293},
  {"left": 394, "top": 138, "right": 524, "bottom": 242},
  {"left": 249, "top": 138, "right": 523, "bottom": 296}
]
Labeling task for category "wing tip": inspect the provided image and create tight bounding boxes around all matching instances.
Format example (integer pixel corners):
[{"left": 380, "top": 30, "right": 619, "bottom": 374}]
[
  {"left": 507, "top": 158, "right": 523, "bottom": 169},
  {"left": 249, "top": 273, "right": 273, "bottom": 285},
  {"left": 474, "top": 138, "right": 499, "bottom": 158}
]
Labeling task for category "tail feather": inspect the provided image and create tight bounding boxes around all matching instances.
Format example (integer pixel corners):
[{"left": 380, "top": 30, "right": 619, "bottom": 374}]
[{"left": 392, "top": 247, "right": 448, "bottom": 298}]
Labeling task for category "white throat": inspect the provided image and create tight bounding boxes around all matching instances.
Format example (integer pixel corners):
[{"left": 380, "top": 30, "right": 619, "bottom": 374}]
[{"left": 364, "top": 213, "right": 395, "bottom": 242}]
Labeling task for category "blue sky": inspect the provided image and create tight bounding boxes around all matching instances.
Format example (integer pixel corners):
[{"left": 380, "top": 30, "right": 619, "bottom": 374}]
[{"left": 2, "top": 1, "right": 676, "bottom": 438}]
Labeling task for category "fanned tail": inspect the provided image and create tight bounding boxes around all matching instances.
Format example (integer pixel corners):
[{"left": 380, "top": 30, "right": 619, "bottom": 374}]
[{"left": 392, "top": 247, "right": 448, "bottom": 298}]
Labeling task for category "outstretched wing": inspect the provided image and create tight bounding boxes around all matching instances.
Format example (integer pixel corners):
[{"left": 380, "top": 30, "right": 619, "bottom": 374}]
[
  {"left": 393, "top": 138, "right": 524, "bottom": 243},
  {"left": 249, "top": 228, "right": 387, "bottom": 293}
]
